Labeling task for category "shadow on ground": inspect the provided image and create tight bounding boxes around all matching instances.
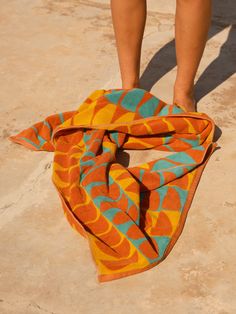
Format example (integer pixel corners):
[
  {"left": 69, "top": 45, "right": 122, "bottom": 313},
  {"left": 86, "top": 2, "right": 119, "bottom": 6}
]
[{"left": 140, "top": 0, "right": 236, "bottom": 107}]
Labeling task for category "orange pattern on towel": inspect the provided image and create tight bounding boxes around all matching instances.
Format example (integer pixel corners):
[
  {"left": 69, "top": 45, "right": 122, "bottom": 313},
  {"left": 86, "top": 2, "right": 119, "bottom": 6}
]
[{"left": 8, "top": 88, "right": 218, "bottom": 283}]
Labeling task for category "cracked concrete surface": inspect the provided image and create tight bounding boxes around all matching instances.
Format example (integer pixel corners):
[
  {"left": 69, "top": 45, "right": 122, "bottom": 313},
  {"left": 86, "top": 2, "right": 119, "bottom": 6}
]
[{"left": 0, "top": 1, "right": 236, "bottom": 313}]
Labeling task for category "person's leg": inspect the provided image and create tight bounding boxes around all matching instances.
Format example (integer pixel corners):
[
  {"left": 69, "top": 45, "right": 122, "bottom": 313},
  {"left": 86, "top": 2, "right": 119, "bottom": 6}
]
[
  {"left": 173, "top": 0, "right": 212, "bottom": 111},
  {"left": 110, "top": 0, "right": 147, "bottom": 89}
]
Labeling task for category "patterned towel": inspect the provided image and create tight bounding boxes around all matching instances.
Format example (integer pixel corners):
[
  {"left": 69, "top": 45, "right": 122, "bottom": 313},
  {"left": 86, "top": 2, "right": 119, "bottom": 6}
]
[{"left": 8, "top": 88, "right": 218, "bottom": 283}]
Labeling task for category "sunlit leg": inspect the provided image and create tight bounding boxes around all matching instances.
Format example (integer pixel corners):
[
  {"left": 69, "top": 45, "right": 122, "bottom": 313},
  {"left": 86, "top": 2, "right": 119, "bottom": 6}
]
[
  {"left": 110, "top": 0, "right": 147, "bottom": 89},
  {"left": 173, "top": 0, "right": 212, "bottom": 111}
]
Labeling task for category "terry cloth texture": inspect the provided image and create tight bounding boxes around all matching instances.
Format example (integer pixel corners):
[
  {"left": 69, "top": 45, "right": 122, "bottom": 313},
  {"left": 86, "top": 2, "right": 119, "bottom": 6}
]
[{"left": 8, "top": 88, "right": 218, "bottom": 283}]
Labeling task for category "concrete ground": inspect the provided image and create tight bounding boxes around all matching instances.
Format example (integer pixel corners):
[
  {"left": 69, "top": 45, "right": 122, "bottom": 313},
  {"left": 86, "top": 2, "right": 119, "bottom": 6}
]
[{"left": 0, "top": 1, "right": 236, "bottom": 313}]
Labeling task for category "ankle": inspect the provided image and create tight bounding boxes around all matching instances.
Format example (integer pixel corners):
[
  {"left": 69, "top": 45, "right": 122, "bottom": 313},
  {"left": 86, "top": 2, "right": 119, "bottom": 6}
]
[
  {"left": 122, "top": 78, "right": 140, "bottom": 90},
  {"left": 174, "top": 81, "right": 195, "bottom": 97},
  {"left": 174, "top": 86, "right": 195, "bottom": 100}
]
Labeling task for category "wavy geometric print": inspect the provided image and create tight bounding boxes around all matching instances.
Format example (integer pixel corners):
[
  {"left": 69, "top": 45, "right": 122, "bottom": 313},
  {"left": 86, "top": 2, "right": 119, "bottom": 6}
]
[{"left": 8, "top": 88, "right": 218, "bottom": 283}]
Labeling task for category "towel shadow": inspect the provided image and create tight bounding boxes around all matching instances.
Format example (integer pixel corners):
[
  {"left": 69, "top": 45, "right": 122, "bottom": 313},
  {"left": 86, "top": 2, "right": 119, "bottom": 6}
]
[{"left": 115, "top": 149, "right": 130, "bottom": 168}]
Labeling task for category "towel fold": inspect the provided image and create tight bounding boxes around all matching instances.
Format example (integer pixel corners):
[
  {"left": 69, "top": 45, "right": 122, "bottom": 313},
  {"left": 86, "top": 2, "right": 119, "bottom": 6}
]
[{"left": 8, "top": 88, "right": 218, "bottom": 283}]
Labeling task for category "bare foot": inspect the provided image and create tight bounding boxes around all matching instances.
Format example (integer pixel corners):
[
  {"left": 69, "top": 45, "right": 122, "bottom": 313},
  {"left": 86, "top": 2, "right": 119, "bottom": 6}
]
[
  {"left": 122, "top": 80, "right": 140, "bottom": 90},
  {"left": 173, "top": 89, "right": 197, "bottom": 112}
]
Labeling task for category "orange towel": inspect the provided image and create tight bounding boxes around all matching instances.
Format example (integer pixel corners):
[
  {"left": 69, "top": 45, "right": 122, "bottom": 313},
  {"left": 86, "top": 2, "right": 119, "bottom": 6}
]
[{"left": 8, "top": 88, "right": 218, "bottom": 283}]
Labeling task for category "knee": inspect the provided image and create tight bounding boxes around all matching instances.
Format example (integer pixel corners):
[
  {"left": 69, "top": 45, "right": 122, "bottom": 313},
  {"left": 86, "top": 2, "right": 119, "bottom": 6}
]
[
  {"left": 176, "top": 0, "right": 212, "bottom": 10},
  {"left": 176, "top": 0, "right": 211, "bottom": 4}
]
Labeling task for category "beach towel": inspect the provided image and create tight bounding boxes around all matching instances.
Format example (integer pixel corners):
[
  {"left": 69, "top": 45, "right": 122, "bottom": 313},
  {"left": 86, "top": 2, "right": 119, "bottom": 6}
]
[{"left": 8, "top": 88, "right": 218, "bottom": 283}]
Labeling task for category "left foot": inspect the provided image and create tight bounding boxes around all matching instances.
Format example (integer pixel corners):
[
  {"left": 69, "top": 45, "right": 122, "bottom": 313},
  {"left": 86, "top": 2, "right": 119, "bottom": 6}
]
[
  {"left": 173, "top": 88, "right": 197, "bottom": 112},
  {"left": 122, "top": 79, "right": 140, "bottom": 90}
]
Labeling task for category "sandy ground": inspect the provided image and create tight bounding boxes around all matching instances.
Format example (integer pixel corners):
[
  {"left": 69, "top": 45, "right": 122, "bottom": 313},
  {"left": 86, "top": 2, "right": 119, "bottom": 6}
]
[{"left": 0, "top": 0, "right": 236, "bottom": 313}]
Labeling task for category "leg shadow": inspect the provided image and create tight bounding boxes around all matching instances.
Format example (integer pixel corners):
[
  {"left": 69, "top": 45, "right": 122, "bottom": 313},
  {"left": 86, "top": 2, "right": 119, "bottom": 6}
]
[{"left": 139, "top": 1, "right": 235, "bottom": 102}]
